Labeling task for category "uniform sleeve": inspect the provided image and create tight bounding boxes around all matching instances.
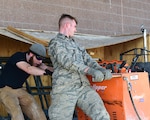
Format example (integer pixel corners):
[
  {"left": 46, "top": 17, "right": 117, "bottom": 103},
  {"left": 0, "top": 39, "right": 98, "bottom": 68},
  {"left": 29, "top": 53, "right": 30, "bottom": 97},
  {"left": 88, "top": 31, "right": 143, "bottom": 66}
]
[
  {"left": 80, "top": 47, "right": 106, "bottom": 71},
  {"left": 48, "top": 39, "right": 89, "bottom": 74}
]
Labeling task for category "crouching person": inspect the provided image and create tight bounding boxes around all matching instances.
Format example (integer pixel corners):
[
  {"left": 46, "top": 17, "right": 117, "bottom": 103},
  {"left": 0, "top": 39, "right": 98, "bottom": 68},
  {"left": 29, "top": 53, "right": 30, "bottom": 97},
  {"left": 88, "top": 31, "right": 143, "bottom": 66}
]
[{"left": 0, "top": 43, "right": 53, "bottom": 120}]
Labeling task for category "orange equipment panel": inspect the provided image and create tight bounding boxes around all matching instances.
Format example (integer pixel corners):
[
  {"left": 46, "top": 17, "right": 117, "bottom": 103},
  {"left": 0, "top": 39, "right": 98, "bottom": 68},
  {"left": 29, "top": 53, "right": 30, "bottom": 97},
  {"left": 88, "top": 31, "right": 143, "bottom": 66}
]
[{"left": 77, "top": 72, "right": 150, "bottom": 120}]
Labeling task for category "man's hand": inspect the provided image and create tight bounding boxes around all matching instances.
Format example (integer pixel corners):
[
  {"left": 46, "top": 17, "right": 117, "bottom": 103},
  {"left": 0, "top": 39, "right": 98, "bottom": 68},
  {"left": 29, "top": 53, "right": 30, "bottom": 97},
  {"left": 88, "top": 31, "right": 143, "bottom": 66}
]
[
  {"left": 101, "top": 69, "right": 112, "bottom": 80},
  {"left": 44, "top": 69, "right": 53, "bottom": 75},
  {"left": 87, "top": 68, "right": 104, "bottom": 82}
]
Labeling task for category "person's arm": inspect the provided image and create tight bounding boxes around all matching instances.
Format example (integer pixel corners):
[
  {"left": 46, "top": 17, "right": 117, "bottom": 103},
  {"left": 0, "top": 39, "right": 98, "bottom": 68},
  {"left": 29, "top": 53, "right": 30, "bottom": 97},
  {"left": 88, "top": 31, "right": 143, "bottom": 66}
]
[
  {"left": 81, "top": 48, "right": 112, "bottom": 80},
  {"left": 38, "top": 63, "right": 53, "bottom": 72},
  {"left": 39, "top": 63, "right": 53, "bottom": 75},
  {"left": 49, "top": 39, "right": 106, "bottom": 82},
  {"left": 16, "top": 61, "right": 46, "bottom": 76},
  {"left": 49, "top": 39, "right": 89, "bottom": 74}
]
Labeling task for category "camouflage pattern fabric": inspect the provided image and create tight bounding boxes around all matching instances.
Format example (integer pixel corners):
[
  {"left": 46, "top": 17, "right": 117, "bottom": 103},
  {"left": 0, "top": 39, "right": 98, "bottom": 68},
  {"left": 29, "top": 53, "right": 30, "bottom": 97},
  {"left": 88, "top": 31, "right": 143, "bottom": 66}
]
[{"left": 48, "top": 33, "right": 110, "bottom": 120}]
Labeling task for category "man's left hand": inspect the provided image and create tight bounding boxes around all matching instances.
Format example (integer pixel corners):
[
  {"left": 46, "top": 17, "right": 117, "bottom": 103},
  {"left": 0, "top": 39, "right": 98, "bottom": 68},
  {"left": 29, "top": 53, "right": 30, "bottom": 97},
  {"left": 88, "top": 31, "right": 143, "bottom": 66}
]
[{"left": 101, "top": 69, "right": 112, "bottom": 80}]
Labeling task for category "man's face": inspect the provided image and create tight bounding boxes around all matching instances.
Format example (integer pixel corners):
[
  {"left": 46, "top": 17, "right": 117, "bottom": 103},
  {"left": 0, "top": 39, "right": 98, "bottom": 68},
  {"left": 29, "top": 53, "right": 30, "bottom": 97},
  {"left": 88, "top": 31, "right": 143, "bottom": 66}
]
[
  {"left": 29, "top": 55, "right": 43, "bottom": 67},
  {"left": 68, "top": 20, "right": 77, "bottom": 37}
]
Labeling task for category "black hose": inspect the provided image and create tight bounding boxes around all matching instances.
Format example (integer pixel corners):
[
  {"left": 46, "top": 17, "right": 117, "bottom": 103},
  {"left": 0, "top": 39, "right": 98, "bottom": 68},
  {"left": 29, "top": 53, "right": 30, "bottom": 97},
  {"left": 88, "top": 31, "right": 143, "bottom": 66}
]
[{"left": 128, "top": 89, "right": 141, "bottom": 120}]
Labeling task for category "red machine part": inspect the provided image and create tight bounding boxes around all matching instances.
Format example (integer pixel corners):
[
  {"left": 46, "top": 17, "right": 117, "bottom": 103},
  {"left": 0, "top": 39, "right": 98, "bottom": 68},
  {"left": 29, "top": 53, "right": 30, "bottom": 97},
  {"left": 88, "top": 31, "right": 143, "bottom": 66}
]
[{"left": 98, "top": 60, "right": 129, "bottom": 73}]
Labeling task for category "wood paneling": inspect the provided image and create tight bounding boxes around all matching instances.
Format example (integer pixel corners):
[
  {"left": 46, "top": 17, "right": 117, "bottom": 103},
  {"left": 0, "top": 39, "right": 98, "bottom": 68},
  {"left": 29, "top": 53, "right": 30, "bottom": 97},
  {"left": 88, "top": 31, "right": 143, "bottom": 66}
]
[{"left": 87, "top": 35, "right": 150, "bottom": 66}]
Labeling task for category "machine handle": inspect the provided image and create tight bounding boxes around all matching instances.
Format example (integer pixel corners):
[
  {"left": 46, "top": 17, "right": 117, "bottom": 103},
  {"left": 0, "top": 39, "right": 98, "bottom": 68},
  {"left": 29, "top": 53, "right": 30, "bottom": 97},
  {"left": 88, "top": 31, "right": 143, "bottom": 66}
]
[{"left": 112, "top": 73, "right": 122, "bottom": 78}]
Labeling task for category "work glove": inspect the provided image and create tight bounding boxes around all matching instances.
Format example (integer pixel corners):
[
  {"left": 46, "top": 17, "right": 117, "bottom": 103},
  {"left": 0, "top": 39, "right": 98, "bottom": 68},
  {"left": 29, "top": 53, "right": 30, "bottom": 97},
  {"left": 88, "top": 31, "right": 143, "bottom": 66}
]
[
  {"left": 100, "top": 69, "right": 112, "bottom": 80},
  {"left": 44, "top": 69, "right": 53, "bottom": 76},
  {"left": 87, "top": 68, "right": 104, "bottom": 82}
]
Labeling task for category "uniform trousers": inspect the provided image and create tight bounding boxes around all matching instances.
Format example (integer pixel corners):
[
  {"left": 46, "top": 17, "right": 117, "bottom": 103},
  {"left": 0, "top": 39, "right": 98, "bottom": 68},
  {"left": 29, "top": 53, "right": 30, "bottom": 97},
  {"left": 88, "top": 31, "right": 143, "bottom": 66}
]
[{"left": 48, "top": 85, "right": 110, "bottom": 120}]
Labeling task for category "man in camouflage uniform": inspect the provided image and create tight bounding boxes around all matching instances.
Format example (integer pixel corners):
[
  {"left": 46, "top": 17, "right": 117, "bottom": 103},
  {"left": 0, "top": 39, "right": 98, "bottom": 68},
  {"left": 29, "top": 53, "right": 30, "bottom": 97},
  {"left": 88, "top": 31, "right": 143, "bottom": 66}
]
[{"left": 48, "top": 14, "right": 112, "bottom": 120}]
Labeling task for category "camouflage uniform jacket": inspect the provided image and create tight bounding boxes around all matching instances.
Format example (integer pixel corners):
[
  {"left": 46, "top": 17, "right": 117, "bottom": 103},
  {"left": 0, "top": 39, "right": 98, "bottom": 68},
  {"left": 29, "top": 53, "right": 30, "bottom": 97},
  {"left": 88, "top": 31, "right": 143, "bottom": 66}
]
[{"left": 48, "top": 33, "right": 102, "bottom": 93}]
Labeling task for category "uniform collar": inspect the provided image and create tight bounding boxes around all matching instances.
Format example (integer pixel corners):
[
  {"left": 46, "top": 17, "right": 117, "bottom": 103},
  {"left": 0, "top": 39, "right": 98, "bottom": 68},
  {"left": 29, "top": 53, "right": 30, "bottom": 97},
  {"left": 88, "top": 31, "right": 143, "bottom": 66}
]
[
  {"left": 57, "top": 33, "right": 75, "bottom": 42},
  {"left": 57, "top": 33, "right": 68, "bottom": 39}
]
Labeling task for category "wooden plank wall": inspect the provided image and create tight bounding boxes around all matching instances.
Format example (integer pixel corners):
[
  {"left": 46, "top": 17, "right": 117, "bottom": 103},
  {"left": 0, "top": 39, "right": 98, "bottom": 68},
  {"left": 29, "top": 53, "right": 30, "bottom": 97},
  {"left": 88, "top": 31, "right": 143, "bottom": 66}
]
[
  {"left": 0, "top": 35, "right": 30, "bottom": 56},
  {"left": 87, "top": 35, "right": 150, "bottom": 65},
  {"left": 0, "top": 35, "right": 51, "bottom": 116}
]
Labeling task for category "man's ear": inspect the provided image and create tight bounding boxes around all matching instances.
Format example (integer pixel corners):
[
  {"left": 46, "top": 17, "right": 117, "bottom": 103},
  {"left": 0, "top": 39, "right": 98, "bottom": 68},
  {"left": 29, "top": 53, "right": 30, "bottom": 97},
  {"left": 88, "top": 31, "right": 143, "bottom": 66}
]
[
  {"left": 66, "top": 22, "right": 71, "bottom": 28},
  {"left": 29, "top": 52, "right": 34, "bottom": 57}
]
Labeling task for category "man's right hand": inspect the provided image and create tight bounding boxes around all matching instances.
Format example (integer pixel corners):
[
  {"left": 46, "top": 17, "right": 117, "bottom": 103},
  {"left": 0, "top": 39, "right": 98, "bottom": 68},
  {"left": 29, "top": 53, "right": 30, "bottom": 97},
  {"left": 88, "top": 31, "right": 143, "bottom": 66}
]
[
  {"left": 44, "top": 69, "right": 53, "bottom": 75},
  {"left": 87, "top": 68, "right": 104, "bottom": 82}
]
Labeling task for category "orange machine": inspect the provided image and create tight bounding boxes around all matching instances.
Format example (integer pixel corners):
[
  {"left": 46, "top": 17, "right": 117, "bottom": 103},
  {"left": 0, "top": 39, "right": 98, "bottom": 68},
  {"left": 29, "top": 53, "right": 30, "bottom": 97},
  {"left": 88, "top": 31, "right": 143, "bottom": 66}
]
[
  {"left": 77, "top": 72, "right": 150, "bottom": 120},
  {"left": 98, "top": 60, "right": 129, "bottom": 73}
]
